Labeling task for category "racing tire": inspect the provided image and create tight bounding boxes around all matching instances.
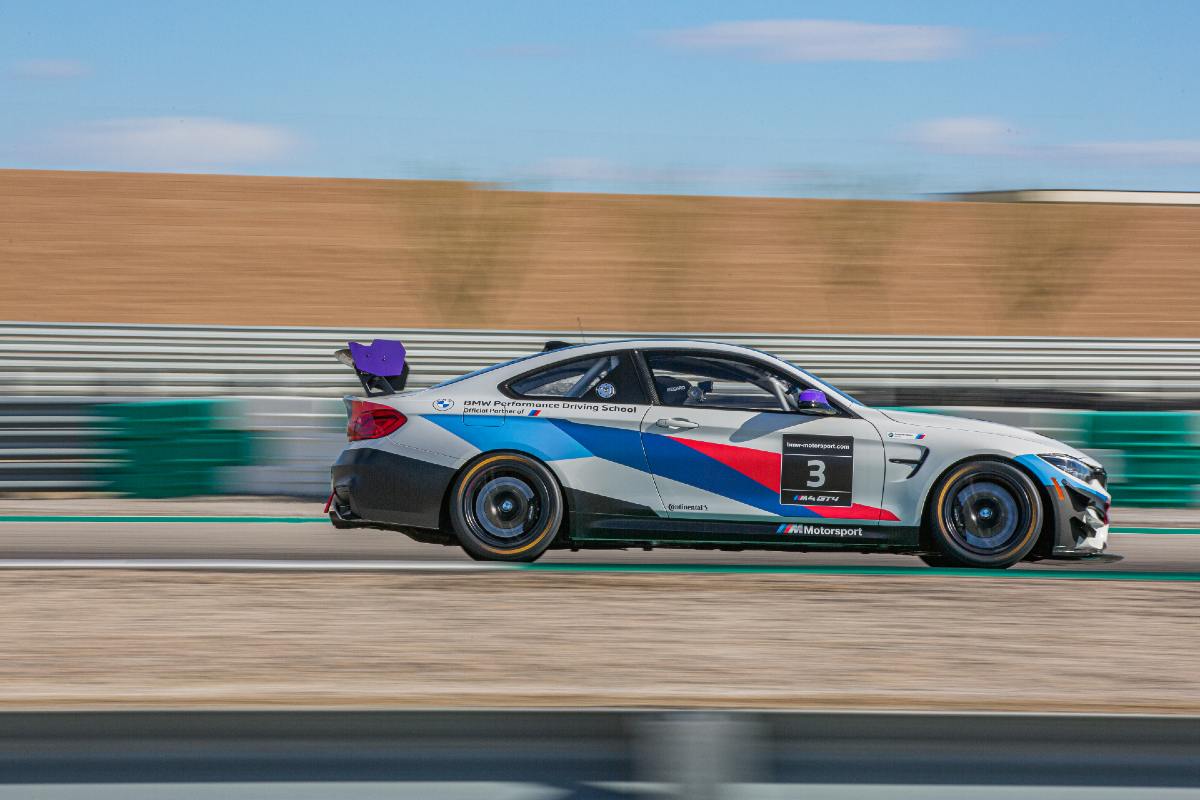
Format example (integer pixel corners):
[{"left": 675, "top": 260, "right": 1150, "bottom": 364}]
[
  {"left": 924, "top": 459, "right": 1043, "bottom": 569},
  {"left": 449, "top": 453, "right": 564, "bottom": 563}
]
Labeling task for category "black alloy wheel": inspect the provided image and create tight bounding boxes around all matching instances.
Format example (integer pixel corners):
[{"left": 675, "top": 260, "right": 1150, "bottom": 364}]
[
  {"left": 449, "top": 453, "right": 563, "bottom": 562},
  {"left": 921, "top": 460, "right": 1043, "bottom": 569}
]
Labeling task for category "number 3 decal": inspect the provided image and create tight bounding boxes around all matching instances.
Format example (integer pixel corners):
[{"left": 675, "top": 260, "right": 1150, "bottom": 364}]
[
  {"left": 806, "top": 459, "right": 826, "bottom": 488},
  {"left": 781, "top": 434, "right": 854, "bottom": 507}
]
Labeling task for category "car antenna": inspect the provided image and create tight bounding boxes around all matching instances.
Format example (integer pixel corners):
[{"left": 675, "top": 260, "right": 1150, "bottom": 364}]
[{"left": 577, "top": 316, "right": 587, "bottom": 344}]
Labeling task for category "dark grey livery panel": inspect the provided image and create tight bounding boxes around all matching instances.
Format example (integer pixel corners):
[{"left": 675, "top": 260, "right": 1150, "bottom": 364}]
[{"left": 331, "top": 448, "right": 455, "bottom": 530}]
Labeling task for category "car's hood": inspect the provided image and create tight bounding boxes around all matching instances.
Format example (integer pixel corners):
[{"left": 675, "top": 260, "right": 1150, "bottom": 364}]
[{"left": 875, "top": 409, "right": 1090, "bottom": 460}]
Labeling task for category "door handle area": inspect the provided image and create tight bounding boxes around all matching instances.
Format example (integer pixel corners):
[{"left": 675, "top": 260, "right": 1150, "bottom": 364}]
[{"left": 656, "top": 417, "right": 700, "bottom": 430}]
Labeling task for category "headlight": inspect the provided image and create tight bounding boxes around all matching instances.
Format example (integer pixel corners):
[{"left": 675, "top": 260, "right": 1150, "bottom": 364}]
[{"left": 1038, "top": 453, "right": 1093, "bottom": 483}]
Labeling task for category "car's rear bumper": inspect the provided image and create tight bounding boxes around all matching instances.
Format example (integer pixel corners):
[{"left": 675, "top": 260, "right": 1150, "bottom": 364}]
[{"left": 330, "top": 446, "right": 455, "bottom": 531}]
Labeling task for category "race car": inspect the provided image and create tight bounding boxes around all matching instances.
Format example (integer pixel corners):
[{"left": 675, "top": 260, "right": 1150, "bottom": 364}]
[{"left": 328, "top": 338, "right": 1112, "bottom": 568}]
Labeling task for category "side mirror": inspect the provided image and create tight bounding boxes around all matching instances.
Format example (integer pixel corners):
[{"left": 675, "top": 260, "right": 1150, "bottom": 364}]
[{"left": 796, "top": 388, "right": 837, "bottom": 415}]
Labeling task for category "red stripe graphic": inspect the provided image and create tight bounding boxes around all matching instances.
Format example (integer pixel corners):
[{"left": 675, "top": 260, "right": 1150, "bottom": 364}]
[
  {"left": 668, "top": 436, "right": 899, "bottom": 522},
  {"left": 814, "top": 503, "right": 899, "bottom": 522},
  {"left": 669, "top": 436, "right": 781, "bottom": 491}
]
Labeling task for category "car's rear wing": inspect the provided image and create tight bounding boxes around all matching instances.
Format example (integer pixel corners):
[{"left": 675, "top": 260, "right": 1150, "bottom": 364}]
[{"left": 334, "top": 339, "right": 409, "bottom": 396}]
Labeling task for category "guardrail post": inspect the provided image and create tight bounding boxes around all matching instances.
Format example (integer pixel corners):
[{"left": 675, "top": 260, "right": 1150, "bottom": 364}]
[{"left": 635, "top": 711, "right": 764, "bottom": 799}]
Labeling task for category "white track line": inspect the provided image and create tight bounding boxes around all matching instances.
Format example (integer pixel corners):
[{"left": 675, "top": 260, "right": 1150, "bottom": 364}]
[{"left": 0, "top": 559, "right": 505, "bottom": 572}]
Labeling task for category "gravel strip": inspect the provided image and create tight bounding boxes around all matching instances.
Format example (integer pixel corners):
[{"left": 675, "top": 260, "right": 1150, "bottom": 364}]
[{"left": 2, "top": 570, "right": 1197, "bottom": 712}]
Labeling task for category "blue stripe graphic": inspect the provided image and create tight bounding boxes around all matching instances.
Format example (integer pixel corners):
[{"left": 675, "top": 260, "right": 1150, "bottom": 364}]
[
  {"left": 424, "top": 414, "right": 594, "bottom": 462},
  {"left": 1014, "top": 454, "right": 1111, "bottom": 504},
  {"left": 424, "top": 414, "right": 822, "bottom": 516}
]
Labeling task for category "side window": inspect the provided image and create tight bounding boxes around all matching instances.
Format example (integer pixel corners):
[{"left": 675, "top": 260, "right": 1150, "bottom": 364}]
[
  {"left": 645, "top": 352, "right": 800, "bottom": 413},
  {"left": 507, "top": 353, "right": 649, "bottom": 404}
]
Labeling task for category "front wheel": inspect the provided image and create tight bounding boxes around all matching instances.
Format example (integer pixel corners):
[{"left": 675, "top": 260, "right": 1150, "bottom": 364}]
[
  {"left": 924, "top": 460, "right": 1043, "bottom": 569},
  {"left": 449, "top": 453, "right": 564, "bottom": 562}
]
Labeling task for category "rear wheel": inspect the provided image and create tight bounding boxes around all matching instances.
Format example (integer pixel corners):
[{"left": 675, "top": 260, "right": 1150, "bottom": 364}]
[
  {"left": 924, "top": 460, "right": 1042, "bottom": 569},
  {"left": 449, "top": 453, "right": 563, "bottom": 562}
]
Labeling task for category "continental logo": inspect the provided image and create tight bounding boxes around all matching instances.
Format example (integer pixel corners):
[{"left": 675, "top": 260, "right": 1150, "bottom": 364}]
[
  {"left": 668, "top": 503, "right": 708, "bottom": 512},
  {"left": 777, "top": 524, "right": 864, "bottom": 537}
]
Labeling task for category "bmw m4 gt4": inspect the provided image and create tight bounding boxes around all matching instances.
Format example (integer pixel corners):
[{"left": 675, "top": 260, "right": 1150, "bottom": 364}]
[{"left": 327, "top": 338, "right": 1112, "bottom": 568}]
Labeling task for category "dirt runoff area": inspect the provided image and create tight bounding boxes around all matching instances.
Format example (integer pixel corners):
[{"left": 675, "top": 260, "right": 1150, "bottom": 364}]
[{"left": 2, "top": 570, "right": 1197, "bottom": 713}]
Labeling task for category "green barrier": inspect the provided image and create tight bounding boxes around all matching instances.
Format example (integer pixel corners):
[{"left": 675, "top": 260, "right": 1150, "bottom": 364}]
[
  {"left": 95, "top": 399, "right": 258, "bottom": 498},
  {"left": 1082, "top": 412, "right": 1200, "bottom": 507}
]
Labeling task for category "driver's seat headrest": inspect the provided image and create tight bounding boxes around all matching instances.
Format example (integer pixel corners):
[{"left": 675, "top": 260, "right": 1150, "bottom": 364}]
[{"left": 654, "top": 376, "right": 691, "bottom": 405}]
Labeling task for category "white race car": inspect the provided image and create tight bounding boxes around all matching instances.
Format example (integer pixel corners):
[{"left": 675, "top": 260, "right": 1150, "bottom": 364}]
[{"left": 328, "top": 338, "right": 1112, "bottom": 568}]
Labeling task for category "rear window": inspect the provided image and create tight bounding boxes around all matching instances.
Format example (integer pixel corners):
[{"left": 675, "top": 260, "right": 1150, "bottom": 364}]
[{"left": 430, "top": 353, "right": 542, "bottom": 389}]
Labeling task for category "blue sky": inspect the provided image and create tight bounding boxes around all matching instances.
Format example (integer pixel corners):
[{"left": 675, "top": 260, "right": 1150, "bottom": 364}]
[{"left": 2, "top": 1, "right": 1198, "bottom": 197}]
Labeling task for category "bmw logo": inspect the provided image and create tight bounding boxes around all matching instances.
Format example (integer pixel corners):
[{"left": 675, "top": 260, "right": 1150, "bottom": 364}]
[
  {"left": 432, "top": 398, "right": 454, "bottom": 411},
  {"left": 596, "top": 382, "right": 616, "bottom": 399}
]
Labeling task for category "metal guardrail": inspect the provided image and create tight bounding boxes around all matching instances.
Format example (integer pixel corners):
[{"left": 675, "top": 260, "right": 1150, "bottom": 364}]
[
  {"left": 2, "top": 709, "right": 1197, "bottom": 796},
  {"left": 5, "top": 322, "right": 1200, "bottom": 497},
  {"left": 5, "top": 321, "right": 1200, "bottom": 401}
]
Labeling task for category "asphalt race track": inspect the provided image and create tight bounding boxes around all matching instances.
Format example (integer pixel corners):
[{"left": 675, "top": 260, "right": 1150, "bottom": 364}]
[{"left": 0, "top": 517, "right": 1196, "bottom": 576}]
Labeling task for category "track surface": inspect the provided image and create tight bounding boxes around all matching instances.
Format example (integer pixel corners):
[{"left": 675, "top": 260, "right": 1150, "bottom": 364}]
[{"left": 0, "top": 520, "right": 1195, "bottom": 573}]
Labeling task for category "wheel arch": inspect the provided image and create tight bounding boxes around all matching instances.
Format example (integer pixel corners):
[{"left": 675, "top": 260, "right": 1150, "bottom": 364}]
[{"left": 917, "top": 454, "right": 1057, "bottom": 557}]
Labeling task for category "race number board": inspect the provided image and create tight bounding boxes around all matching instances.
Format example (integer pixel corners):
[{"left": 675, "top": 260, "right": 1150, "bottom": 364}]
[{"left": 780, "top": 434, "right": 854, "bottom": 506}]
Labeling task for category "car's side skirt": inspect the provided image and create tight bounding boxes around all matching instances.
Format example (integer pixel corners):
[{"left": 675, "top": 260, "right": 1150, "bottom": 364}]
[
  {"left": 564, "top": 487, "right": 919, "bottom": 550},
  {"left": 575, "top": 518, "right": 920, "bottom": 550}
]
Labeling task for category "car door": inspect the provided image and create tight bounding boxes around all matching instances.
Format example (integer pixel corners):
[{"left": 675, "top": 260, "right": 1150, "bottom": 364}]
[{"left": 638, "top": 350, "right": 887, "bottom": 523}]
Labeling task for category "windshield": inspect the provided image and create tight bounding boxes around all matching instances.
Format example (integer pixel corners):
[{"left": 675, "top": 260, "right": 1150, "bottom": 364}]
[
  {"left": 788, "top": 363, "right": 865, "bottom": 407},
  {"left": 736, "top": 345, "right": 865, "bottom": 406}
]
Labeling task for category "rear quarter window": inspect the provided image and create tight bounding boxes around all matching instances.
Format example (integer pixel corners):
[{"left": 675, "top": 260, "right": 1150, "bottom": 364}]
[{"left": 506, "top": 352, "right": 649, "bottom": 404}]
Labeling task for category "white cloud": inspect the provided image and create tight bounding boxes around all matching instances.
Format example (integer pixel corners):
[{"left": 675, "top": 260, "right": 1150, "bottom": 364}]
[
  {"left": 1065, "top": 139, "right": 1200, "bottom": 165},
  {"left": 531, "top": 157, "right": 631, "bottom": 182},
  {"left": 50, "top": 117, "right": 298, "bottom": 170},
  {"left": 910, "top": 118, "right": 1200, "bottom": 166},
  {"left": 12, "top": 59, "right": 90, "bottom": 79},
  {"left": 660, "top": 19, "right": 967, "bottom": 62},
  {"left": 910, "top": 117, "right": 1022, "bottom": 156}
]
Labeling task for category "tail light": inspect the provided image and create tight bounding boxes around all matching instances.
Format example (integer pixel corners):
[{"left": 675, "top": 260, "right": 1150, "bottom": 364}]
[{"left": 347, "top": 400, "right": 407, "bottom": 441}]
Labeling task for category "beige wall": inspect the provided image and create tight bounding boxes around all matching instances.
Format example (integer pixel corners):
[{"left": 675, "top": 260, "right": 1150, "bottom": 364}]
[{"left": 2, "top": 168, "right": 1198, "bottom": 335}]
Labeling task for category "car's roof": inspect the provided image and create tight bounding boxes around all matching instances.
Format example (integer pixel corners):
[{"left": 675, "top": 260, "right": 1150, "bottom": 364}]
[
  {"left": 432, "top": 338, "right": 798, "bottom": 389},
  {"left": 525, "top": 338, "right": 787, "bottom": 368},
  {"left": 543, "top": 338, "right": 762, "bottom": 355}
]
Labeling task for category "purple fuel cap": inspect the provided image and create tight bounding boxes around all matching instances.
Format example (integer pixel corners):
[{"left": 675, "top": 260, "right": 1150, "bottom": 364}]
[{"left": 348, "top": 339, "right": 406, "bottom": 375}]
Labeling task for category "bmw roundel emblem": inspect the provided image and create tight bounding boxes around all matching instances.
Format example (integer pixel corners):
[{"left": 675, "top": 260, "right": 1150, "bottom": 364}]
[
  {"left": 432, "top": 398, "right": 454, "bottom": 411},
  {"left": 596, "top": 382, "right": 616, "bottom": 399}
]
